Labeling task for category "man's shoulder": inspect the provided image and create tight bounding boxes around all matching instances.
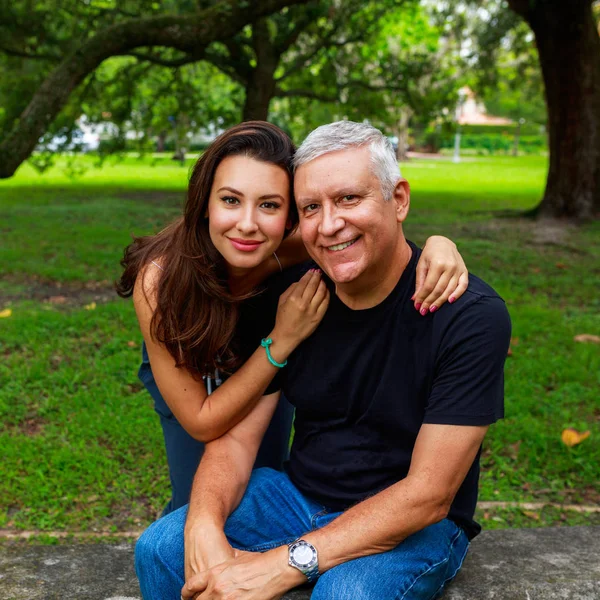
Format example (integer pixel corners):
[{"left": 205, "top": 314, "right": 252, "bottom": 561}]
[{"left": 433, "top": 273, "right": 511, "bottom": 340}]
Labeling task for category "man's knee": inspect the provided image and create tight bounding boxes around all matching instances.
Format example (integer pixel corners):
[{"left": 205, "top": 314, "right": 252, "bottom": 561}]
[{"left": 135, "top": 507, "right": 186, "bottom": 576}]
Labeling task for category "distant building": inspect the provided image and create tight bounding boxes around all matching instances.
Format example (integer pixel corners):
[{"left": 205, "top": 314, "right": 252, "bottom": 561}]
[{"left": 456, "top": 87, "right": 513, "bottom": 126}]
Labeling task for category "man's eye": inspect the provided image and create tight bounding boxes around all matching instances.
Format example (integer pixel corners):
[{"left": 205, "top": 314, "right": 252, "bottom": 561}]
[
  {"left": 221, "top": 196, "right": 239, "bottom": 205},
  {"left": 304, "top": 204, "right": 319, "bottom": 213},
  {"left": 342, "top": 195, "right": 356, "bottom": 202}
]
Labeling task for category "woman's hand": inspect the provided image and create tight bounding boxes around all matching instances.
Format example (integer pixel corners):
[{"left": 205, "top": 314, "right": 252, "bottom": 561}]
[
  {"left": 269, "top": 269, "right": 329, "bottom": 362},
  {"left": 413, "top": 236, "right": 469, "bottom": 315}
]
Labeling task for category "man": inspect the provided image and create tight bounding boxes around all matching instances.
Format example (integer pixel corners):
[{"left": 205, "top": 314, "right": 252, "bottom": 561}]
[{"left": 135, "top": 121, "right": 511, "bottom": 599}]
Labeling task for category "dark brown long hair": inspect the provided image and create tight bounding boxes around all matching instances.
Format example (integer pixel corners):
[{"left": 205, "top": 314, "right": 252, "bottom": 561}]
[{"left": 116, "top": 121, "right": 297, "bottom": 377}]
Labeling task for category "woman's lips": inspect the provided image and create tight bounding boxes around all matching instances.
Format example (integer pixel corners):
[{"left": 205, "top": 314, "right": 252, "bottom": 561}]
[{"left": 228, "top": 238, "right": 265, "bottom": 252}]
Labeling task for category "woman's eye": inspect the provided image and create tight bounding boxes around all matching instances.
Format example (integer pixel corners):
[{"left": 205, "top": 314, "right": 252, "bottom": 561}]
[
  {"left": 221, "top": 196, "right": 239, "bottom": 205},
  {"left": 260, "top": 201, "right": 280, "bottom": 210}
]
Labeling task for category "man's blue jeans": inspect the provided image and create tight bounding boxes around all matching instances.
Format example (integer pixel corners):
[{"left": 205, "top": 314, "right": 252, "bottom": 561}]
[{"left": 135, "top": 468, "right": 470, "bottom": 599}]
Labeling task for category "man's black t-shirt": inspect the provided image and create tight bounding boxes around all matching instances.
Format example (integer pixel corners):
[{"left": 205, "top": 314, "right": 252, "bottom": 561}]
[{"left": 265, "top": 242, "right": 510, "bottom": 540}]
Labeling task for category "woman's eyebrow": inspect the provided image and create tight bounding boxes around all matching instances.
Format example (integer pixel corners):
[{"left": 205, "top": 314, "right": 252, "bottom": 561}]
[
  {"left": 216, "top": 187, "right": 284, "bottom": 201},
  {"left": 217, "top": 186, "right": 244, "bottom": 196},
  {"left": 259, "top": 193, "right": 284, "bottom": 201}
]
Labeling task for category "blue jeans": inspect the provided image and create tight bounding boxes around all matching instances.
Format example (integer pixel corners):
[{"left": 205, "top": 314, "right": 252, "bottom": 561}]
[
  {"left": 138, "top": 343, "right": 295, "bottom": 514},
  {"left": 135, "top": 468, "right": 469, "bottom": 599}
]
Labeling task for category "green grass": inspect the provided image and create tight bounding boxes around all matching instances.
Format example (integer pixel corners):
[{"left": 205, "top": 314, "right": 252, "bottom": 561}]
[{"left": 1, "top": 153, "right": 598, "bottom": 536}]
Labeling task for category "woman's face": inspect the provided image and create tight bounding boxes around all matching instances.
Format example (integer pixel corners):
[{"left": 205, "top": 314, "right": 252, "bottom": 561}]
[{"left": 207, "top": 154, "right": 291, "bottom": 274}]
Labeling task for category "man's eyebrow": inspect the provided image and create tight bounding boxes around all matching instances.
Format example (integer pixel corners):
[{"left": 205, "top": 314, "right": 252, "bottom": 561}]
[
  {"left": 217, "top": 186, "right": 244, "bottom": 196},
  {"left": 332, "top": 187, "right": 368, "bottom": 197},
  {"left": 296, "top": 196, "right": 317, "bottom": 206}
]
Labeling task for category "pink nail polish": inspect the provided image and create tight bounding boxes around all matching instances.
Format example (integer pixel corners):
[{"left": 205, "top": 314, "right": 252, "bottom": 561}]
[
  {"left": 430, "top": 305, "right": 437, "bottom": 313},
  {"left": 449, "top": 296, "right": 455, "bottom": 304},
  {"left": 420, "top": 308, "right": 427, "bottom": 316},
  {"left": 415, "top": 303, "right": 422, "bottom": 311}
]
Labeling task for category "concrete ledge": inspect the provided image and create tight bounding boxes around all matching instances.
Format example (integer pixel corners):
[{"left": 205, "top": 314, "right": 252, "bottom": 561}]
[{"left": 1, "top": 527, "right": 598, "bottom": 599}]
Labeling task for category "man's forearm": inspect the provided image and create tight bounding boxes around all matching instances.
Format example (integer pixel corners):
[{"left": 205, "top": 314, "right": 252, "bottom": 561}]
[
  {"left": 302, "top": 475, "right": 447, "bottom": 573},
  {"left": 186, "top": 436, "right": 253, "bottom": 532}
]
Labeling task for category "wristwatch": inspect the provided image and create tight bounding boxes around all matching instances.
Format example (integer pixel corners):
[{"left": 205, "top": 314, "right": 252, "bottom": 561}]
[{"left": 288, "top": 538, "right": 319, "bottom": 583}]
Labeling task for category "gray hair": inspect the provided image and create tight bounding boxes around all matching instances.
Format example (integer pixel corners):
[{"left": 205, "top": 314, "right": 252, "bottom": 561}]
[{"left": 293, "top": 120, "right": 401, "bottom": 200}]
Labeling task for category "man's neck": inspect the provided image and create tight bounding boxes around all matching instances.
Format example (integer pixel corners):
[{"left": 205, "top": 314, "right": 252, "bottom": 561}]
[{"left": 335, "top": 237, "right": 412, "bottom": 310}]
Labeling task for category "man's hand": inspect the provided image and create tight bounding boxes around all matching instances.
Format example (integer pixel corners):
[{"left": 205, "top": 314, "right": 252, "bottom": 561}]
[
  {"left": 184, "top": 521, "right": 235, "bottom": 582},
  {"left": 181, "top": 545, "right": 304, "bottom": 600}
]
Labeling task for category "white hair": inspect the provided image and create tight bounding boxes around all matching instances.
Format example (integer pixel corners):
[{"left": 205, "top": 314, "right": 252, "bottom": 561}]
[{"left": 293, "top": 120, "right": 401, "bottom": 200}]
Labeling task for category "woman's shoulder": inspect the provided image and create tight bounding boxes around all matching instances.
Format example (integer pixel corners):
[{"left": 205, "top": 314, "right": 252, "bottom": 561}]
[{"left": 133, "top": 258, "right": 166, "bottom": 310}]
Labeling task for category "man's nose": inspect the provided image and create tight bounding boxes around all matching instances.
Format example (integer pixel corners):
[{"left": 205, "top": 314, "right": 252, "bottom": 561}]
[
  {"left": 236, "top": 206, "right": 259, "bottom": 234},
  {"left": 318, "top": 205, "right": 344, "bottom": 237}
]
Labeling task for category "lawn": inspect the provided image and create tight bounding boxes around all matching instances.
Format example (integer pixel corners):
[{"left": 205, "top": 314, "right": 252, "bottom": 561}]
[{"left": 1, "top": 154, "right": 598, "bottom": 538}]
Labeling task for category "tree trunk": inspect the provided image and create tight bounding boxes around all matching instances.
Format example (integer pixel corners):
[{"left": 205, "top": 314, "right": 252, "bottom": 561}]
[
  {"left": 156, "top": 130, "right": 167, "bottom": 152},
  {"left": 242, "top": 19, "right": 279, "bottom": 121},
  {"left": 508, "top": 0, "right": 600, "bottom": 220},
  {"left": 512, "top": 120, "right": 521, "bottom": 157},
  {"left": 0, "top": 0, "right": 307, "bottom": 179},
  {"left": 393, "top": 108, "right": 411, "bottom": 162}
]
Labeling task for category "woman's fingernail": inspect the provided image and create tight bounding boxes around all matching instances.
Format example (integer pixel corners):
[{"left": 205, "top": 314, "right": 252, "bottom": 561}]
[
  {"left": 449, "top": 296, "right": 455, "bottom": 304},
  {"left": 420, "top": 308, "right": 428, "bottom": 316},
  {"left": 430, "top": 305, "right": 437, "bottom": 313},
  {"left": 415, "top": 303, "right": 422, "bottom": 311}
]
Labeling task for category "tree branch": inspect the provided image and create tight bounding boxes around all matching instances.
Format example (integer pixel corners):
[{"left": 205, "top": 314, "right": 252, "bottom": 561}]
[
  {"left": 0, "top": 45, "right": 60, "bottom": 61},
  {"left": 125, "top": 50, "right": 204, "bottom": 67},
  {"left": 275, "top": 87, "right": 338, "bottom": 102},
  {"left": 0, "top": 0, "right": 309, "bottom": 178}
]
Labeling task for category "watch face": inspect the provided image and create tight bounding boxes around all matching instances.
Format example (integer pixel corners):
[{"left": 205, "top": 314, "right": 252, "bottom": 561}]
[{"left": 293, "top": 544, "right": 314, "bottom": 567}]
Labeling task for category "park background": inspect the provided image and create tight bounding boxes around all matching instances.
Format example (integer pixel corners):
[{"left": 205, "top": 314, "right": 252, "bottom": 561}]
[{"left": 0, "top": 0, "right": 598, "bottom": 542}]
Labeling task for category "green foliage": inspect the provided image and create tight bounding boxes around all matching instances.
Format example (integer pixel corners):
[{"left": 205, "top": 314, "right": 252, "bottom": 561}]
[
  {"left": 0, "top": 154, "right": 599, "bottom": 533},
  {"left": 438, "top": 133, "right": 547, "bottom": 155}
]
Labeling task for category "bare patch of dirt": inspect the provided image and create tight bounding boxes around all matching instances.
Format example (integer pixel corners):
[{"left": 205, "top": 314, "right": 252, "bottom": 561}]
[
  {"left": 1, "top": 276, "right": 118, "bottom": 307},
  {"left": 115, "top": 190, "right": 184, "bottom": 205},
  {"left": 15, "top": 417, "right": 48, "bottom": 437}
]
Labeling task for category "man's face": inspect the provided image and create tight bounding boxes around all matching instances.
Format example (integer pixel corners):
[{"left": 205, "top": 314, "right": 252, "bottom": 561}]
[{"left": 294, "top": 146, "right": 407, "bottom": 286}]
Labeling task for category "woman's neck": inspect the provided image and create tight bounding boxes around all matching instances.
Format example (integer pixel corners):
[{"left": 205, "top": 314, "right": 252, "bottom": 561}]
[{"left": 227, "top": 265, "right": 254, "bottom": 296}]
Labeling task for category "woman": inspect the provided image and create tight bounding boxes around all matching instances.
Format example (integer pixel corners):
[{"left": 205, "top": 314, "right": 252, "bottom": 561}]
[{"left": 117, "top": 121, "right": 468, "bottom": 515}]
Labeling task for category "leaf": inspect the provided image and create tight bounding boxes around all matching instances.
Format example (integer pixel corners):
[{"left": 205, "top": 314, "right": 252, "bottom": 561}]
[
  {"left": 574, "top": 334, "right": 600, "bottom": 344},
  {"left": 127, "top": 341, "right": 137, "bottom": 348},
  {"left": 555, "top": 262, "right": 567, "bottom": 269},
  {"left": 48, "top": 295, "right": 68, "bottom": 305},
  {"left": 0, "top": 309, "right": 12, "bottom": 318},
  {"left": 522, "top": 510, "right": 540, "bottom": 520},
  {"left": 84, "top": 302, "right": 96, "bottom": 311},
  {"left": 561, "top": 428, "right": 591, "bottom": 447}
]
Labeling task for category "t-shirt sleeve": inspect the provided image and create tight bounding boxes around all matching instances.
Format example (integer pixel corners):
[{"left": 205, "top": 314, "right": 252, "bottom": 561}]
[{"left": 423, "top": 295, "right": 511, "bottom": 426}]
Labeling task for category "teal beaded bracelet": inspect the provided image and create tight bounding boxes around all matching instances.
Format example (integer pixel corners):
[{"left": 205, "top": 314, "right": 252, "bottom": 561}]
[{"left": 261, "top": 337, "right": 288, "bottom": 368}]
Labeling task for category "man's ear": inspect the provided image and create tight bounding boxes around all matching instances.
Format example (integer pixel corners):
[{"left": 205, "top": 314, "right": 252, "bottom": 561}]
[{"left": 392, "top": 178, "right": 410, "bottom": 223}]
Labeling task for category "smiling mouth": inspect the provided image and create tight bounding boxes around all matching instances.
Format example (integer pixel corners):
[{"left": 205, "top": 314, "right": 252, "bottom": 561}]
[
  {"left": 326, "top": 236, "right": 360, "bottom": 252},
  {"left": 228, "top": 238, "right": 265, "bottom": 252}
]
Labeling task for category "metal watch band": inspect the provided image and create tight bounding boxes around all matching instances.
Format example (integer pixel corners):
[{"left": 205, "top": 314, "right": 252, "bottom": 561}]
[{"left": 288, "top": 539, "right": 320, "bottom": 583}]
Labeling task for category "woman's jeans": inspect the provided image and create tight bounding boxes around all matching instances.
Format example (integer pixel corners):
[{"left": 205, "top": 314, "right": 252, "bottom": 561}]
[
  {"left": 135, "top": 468, "right": 470, "bottom": 600},
  {"left": 138, "top": 343, "right": 294, "bottom": 515}
]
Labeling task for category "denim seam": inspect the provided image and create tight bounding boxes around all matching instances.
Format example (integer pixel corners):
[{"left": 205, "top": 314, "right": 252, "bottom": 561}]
[
  {"left": 431, "top": 530, "right": 470, "bottom": 599},
  {"left": 396, "top": 526, "right": 464, "bottom": 600},
  {"left": 310, "top": 508, "right": 329, "bottom": 530},
  {"left": 237, "top": 536, "right": 298, "bottom": 553}
]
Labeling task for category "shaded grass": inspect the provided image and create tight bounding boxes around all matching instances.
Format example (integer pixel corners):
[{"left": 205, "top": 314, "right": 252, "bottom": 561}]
[{"left": 1, "top": 153, "right": 598, "bottom": 534}]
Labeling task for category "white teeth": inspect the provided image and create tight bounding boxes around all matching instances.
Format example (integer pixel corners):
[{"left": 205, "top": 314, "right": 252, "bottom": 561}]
[{"left": 328, "top": 238, "right": 358, "bottom": 252}]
